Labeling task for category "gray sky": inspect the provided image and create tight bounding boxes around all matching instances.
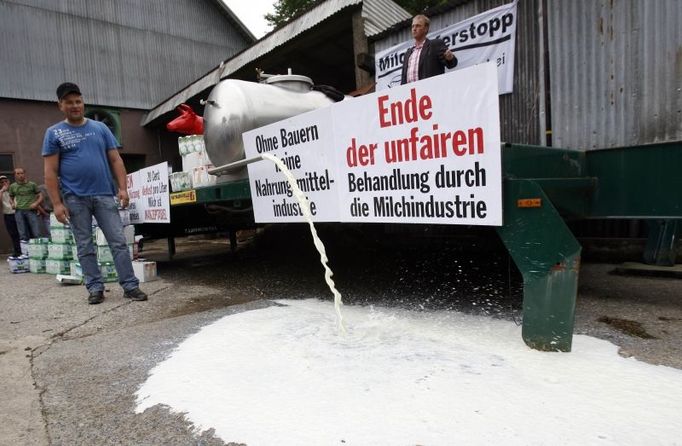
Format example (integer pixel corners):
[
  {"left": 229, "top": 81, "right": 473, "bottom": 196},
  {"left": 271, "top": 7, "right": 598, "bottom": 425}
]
[{"left": 222, "top": 0, "right": 276, "bottom": 38}]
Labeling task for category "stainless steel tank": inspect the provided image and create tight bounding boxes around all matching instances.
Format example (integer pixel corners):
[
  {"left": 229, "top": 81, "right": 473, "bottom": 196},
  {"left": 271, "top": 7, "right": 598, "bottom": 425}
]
[{"left": 203, "top": 74, "right": 336, "bottom": 180}]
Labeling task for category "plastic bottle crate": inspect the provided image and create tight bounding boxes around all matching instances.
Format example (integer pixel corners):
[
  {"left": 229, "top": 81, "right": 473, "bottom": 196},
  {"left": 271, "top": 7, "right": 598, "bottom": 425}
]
[
  {"left": 45, "top": 259, "right": 70, "bottom": 275},
  {"left": 28, "top": 238, "right": 50, "bottom": 259},
  {"left": 69, "top": 261, "right": 118, "bottom": 282},
  {"left": 29, "top": 258, "right": 46, "bottom": 274},
  {"left": 8, "top": 256, "right": 30, "bottom": 273},
  {"left": 97, "top": 244, "right": 133, "bottom": 262},
  {"left": 48, "top": 242, "right": 74, "bottom": 260},
  {"left": 50, "top": 227, "right": 74, "bottom": 244}
]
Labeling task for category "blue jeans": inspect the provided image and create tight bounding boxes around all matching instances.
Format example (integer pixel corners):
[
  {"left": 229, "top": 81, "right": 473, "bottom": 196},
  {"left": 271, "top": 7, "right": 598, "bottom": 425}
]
[
  {"left": 14, "top": 209, "right": 42, "bottom": 241},
  {"left": 64, "top": 194, "right": 139, "bottom": 293}
]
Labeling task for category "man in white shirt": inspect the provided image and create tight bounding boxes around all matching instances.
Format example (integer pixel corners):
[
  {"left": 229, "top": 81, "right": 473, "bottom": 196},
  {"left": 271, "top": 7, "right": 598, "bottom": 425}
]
[
  {"left": 0, "top": 175, "right": 22, "bottom": 257},
  {"left": 401, "top": 14, "right": 457, "bottom": 84}
]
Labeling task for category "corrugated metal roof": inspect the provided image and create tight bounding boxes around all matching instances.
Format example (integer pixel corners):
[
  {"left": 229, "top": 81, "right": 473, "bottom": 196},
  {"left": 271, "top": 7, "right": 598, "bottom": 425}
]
[
  {"left": 0, "top": 0, "right": 252, "bottom": 108},
  {"left": 548, "top": 0, "right": 682, "bottom": 149},
  {"left": 361, "top": 0, "right": 413, "bottom": 37},
  {"left": 369, "top": 0, "right": 471, "bottom": 42},
  {"left": 142, "top": 0, "right": 410, "bottom": 126}
]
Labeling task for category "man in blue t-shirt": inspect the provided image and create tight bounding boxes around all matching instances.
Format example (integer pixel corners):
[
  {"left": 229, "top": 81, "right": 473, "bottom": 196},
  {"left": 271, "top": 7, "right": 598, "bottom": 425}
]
[{"left": 42, "top": 82, "right": 147, "bottom": 305}]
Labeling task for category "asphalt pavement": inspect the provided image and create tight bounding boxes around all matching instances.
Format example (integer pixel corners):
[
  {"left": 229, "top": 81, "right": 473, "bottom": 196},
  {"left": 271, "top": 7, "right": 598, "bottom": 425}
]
[{"left": 1, "top": 226, "right": 681, "bottom": 445}]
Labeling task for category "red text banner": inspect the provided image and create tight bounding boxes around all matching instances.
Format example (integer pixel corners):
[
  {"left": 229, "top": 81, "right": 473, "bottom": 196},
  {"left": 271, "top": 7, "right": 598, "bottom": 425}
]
[{"left": 127, "top": 162, "right": 170, "bottom": 224}]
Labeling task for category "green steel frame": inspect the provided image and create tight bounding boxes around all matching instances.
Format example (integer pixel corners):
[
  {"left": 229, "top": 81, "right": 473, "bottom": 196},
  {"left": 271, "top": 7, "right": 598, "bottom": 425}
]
[
  {"left": 496, "top": 179, "right": 581, "bottom": 351},
  {"left": 189, "top": 179, "right": 251, "bottom": 204},
  {"left": 499, "top": 141, "right": 682, "bottom": 351},
  {"left": 585, "top": 142, "right": 682, "bottom": 218},
  {"left": 498, "top": 144, "right": 589, "bottom": 351}
]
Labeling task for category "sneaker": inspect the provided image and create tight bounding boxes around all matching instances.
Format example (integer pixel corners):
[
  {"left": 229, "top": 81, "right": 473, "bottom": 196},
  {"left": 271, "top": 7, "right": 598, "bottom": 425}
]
[
  {"left": 124, "top": 288, "right": 148, "bottom": 301},
  {"left": 88, "top": 291, "right": 104, "bottom": 305}
]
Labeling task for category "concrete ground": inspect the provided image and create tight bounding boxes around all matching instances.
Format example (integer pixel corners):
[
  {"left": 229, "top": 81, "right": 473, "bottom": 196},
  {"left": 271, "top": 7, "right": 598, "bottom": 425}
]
[{"left": 1, "top": 225, "right": 681, "bottom": 445}]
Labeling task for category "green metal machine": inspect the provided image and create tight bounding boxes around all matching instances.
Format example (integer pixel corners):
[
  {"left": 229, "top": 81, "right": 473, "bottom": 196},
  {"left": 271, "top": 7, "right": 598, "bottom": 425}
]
[
  {"left": 498, "top": 141, "right": 681, "bottom": 351},
  {"left": 163, "top": 141, "right": 682, "bottom": 352}
]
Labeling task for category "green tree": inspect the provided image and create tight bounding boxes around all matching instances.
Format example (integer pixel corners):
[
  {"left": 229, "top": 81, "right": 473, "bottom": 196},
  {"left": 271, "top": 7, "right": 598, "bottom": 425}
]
[
  {"left": 265, "top": 0, "right": 451, "bottom": 28},
  {"left": 264, "top": 0, "right": 316, "bottom": 27}
]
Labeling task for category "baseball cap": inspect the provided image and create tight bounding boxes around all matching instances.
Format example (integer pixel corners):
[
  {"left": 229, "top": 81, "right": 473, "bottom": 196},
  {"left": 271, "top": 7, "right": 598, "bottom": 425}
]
[
  {"left": 0, "top": 175, "right": 8, "bottom": 180},
  {"left": 56, "top": 82, "right": 82, "bottom": 100}
]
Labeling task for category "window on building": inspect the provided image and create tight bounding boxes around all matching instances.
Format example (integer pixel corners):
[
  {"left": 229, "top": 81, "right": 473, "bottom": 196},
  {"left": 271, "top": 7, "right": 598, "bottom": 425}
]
[{"left": 0, "top": 154, "right": 14, "bottom": 181}]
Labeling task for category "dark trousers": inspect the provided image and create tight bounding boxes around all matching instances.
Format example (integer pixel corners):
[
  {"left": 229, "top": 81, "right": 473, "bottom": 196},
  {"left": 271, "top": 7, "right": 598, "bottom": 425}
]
[{"left": 3, "top": 213, "right": 22, "bottom": 256}]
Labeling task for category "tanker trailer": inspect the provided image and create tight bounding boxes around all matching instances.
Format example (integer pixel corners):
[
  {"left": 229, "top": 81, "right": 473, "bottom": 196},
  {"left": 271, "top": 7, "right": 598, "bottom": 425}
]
[{"left": 142, "top": 73, "right": 343, "bottom": 252}]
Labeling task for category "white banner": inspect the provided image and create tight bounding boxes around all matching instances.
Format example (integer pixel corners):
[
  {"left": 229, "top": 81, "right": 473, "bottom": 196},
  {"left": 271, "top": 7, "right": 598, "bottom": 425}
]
[
  {"left": 243, "top": 63, "right": 502, "bottom": 226},
  {"left": 127, "top": 162, "right": 170, "bottom": 224},
  {"left": 374, "top": 0, "right": 517, "bottom": 94}
]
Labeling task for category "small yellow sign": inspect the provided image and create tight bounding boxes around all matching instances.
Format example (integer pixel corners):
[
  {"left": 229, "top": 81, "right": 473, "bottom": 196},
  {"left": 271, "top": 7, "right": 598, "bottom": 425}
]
[
  {"left": 517, "top": 198, "right": 542, "bottom": 208},
  {"left": 170, "top": 190, "right": 197, "bottom": 205}
]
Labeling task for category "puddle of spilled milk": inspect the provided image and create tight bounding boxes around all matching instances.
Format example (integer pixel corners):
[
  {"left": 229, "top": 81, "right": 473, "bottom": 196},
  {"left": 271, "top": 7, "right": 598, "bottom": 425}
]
[
  {"left": 137, "top": 154, "right": 682, "bottom": 444},
  {"left": 136, "top": 299, "right": 682, "bottom": 446}
]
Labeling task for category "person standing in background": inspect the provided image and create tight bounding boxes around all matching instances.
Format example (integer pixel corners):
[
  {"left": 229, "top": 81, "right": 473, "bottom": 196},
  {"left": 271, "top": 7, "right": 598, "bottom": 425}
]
[
  {"left": 400, "top": 14, "right": 457, "bottom": 84},
  {"left": 42, "top": 82, "right": 147, "bottom": 305},
  {"left": 1, "top": 175, "right": 22, "bottom": 256},
  {"left": 8, "top": 167, "right": 43, "bottom": 241}
]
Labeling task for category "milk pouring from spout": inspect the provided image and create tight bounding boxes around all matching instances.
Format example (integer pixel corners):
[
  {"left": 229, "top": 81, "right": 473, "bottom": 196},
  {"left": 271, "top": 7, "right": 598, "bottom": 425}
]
[{"left": 261, "top": 153, "right": 345, "bottom": 332}]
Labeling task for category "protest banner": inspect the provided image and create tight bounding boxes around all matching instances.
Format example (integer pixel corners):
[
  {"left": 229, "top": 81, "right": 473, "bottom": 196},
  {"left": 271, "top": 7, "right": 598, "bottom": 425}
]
[
  {"left": 375, "top": 0, "right": 517, "bottom": 93},
  {"left": 127, "top": 162, "right": 170, "bottom": 224},
  {"left": 335, "top": 63, "right": 502, "bottom": 225},
  {"left": 242, "top": 63, "right": 501, "bottom": 226},
  {"left": 243, "top": 108, "right": 340, "bottom": 223}
]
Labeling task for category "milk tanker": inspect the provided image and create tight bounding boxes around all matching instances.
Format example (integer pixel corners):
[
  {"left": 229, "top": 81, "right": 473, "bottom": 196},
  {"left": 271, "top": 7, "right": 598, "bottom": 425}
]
[
  {"left": 141, "top": 73, "right": 341, "bottom": 249},
  {"left": 203, "top": 73, "right": 338, "bottom": 179}
]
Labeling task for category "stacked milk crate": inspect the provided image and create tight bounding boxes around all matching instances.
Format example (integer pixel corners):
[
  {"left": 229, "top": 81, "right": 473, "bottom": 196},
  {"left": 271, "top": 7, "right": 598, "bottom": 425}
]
[
  {"left": 45, "top": 213, "right": 75, "bottom": 275},
  {"left": 40, "top": 210, "right": 135, "bottom": 282},
  {"left": 7, "top": 254, "right": 30, "bottom": 273},
  {"left": 27, "top": 238, "right": 50, "bottom": 273},
  {"left": 169, "top": 135, "right": 215, "bottom": 192},
  {"left": 7, "top": 241, "right": 30, "bottom": 273}
]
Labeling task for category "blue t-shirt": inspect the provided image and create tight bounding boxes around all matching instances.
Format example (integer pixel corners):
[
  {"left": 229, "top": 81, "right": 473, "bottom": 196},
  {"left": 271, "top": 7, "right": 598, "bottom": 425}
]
[{"left": 42, "top": 119, "right": 119, "bottom": 196}]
